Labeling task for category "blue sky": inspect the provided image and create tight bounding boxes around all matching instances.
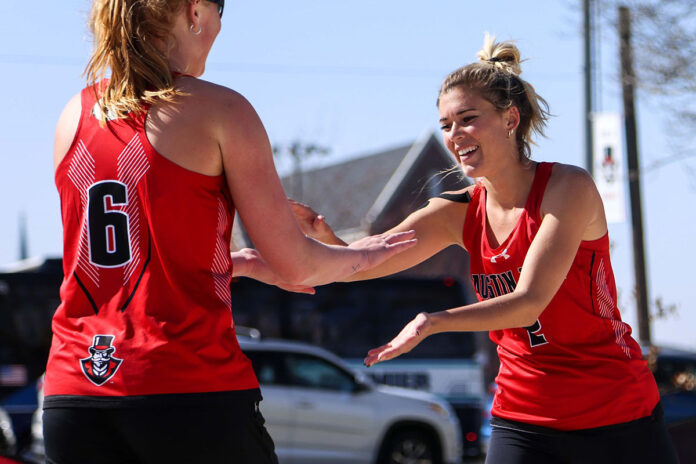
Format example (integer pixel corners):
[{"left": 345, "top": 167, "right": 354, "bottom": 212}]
[{"left": 0, "top": 0, "right": 693, "bottom": 350}]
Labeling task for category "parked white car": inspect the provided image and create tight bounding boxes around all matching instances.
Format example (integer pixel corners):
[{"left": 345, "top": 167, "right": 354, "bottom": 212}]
[
  {"left": 29, "top": 334, "right": 462, "bottom": 464},
  {"left": 239, "top": 334, "right": 462, "bottom": 464}
]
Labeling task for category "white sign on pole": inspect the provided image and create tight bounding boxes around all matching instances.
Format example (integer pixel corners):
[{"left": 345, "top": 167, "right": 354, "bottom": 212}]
[{"left": 592, "top": 113, "right": 626, "bottom": 223}]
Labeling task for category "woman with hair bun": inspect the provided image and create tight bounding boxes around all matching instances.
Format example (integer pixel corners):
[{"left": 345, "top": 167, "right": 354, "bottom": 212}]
[
  {"left": 292, "top": 34, "right": 679, "bottom": 463},
  {"left": 43, "top": 1, "right": 416, "bottom": 462}
]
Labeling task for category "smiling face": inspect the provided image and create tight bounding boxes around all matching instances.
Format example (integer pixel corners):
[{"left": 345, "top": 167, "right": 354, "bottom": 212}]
[{"left": 438, "top": 87, "right": 519, "bottom": 179}]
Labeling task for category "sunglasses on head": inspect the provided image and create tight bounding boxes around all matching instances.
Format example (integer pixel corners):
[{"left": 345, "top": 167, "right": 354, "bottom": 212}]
[{"left": 207, "top": 0, "right": 224, "bottom": 18}]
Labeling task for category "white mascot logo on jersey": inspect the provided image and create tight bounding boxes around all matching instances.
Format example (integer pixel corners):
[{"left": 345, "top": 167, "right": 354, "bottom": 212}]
[{"left": 80, "top": 335, "right": 123, "bottom": 386}]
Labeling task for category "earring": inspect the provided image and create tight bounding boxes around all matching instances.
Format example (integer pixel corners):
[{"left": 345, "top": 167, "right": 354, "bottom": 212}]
[
  {"left": 190, "top": 23, "right": 202, "bottom": 35},
  {"left": 507, "top": 129, "right": 514, "bottom": 138}
]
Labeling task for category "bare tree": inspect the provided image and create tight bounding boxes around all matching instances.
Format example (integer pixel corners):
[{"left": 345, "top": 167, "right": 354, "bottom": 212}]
[
  {"left": 625, "top": 0, "right": 696, "bottom": 161},
  {"left": 623, "top": 0, "right": 696, "bottom": 96},
  {"left": 587, "top": 0, "right": 696, "bottom": 170}
]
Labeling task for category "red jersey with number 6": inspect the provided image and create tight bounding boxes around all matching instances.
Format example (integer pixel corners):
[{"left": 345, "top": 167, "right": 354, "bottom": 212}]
[
  {"left": 45, "top": 84, "right": 259, "bottom": 400},
  {"left": 462, "top": 162, "right": 658, "bottom": 430}
]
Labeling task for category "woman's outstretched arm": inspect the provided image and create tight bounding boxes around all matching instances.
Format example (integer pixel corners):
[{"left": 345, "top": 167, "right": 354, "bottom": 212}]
[
  {"left": 364, "top": 166, "right": 605, "bottom": 366},
  {"left": 214, "top": 87, "right": 417, "bottom": 287},
  {"left": 230, "top": 248, "right": 315, "bottom": 294},
  {"left": 288, "top": 190, "right": 473, "bottom": 281}
]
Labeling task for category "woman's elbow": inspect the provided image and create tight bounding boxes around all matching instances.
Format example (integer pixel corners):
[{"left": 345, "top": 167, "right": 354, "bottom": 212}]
[{"left": 514, "top": 289, "right": 550, "bottom": 327}]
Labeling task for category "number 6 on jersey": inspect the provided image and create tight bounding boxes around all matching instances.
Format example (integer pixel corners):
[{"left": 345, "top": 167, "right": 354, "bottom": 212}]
[{"left": 88, "top": 180, "right": 132, "bottom": 267}]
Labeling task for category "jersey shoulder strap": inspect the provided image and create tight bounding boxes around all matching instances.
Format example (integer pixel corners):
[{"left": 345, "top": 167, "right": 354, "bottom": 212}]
[{"left": 526, "top": 162, "right": 555, "bottom": 222}]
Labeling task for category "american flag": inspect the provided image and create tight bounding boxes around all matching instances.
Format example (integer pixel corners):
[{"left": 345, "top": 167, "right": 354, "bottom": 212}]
[{"left": 0, "top": 365, "right": 27, "bottom": 387}]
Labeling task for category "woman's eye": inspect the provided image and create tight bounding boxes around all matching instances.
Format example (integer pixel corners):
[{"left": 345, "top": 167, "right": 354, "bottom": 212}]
[
  {"left": 440, "top": 124, "right": 451, "bottom": 131},
  {"left": 461, "top": 116, "right": 476, "bottom": 124}
]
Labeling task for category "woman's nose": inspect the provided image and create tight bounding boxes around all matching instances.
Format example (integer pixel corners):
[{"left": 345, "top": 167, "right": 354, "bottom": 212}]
[{"left": 449, "top": 122, "right": 465, "bottom": 142}]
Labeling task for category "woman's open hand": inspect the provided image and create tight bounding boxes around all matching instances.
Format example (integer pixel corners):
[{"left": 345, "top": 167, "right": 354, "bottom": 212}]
[
  {"left": 346, "top": 230, "right": 417, "bottom": 275},
  {"left": 288, "top": 199, "right": 343, "bottom": 244},
  {"left": 364, "top": 312, "right": 432, "bottom": 367}
]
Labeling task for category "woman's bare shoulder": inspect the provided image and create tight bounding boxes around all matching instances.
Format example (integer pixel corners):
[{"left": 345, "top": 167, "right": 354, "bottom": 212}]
[
  {"left": 166, "top": 77, "right": 265, "bottom": 142},
  {"left": 54, "top": 91, "right": 82, "bottom": 169},
  {"left": 543, "top": 162, "right": 602, "bottom": 222},
  {"left": 175, "top": 77, "right": 249, "bottom": 108},
  {"left": 422, "top": 185, "right": 475, "bottom": 230},
  {"left": 177, "top": 77, "right": 262, "bottom": 130},
  {"left": 430, "top": 184, "right": 477, "bottom": 208},
  {"left": 547, "top": 162, "right": 596, "bottom": 196}
]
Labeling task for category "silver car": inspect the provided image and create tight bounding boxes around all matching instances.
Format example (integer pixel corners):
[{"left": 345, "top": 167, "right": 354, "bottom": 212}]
[{"left": 240, "top": 335, "right": 462, "bottom": 464}]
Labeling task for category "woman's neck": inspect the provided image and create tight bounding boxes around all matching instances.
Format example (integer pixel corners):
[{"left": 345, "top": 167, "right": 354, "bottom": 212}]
[{"left": 482, "top": 159, "right": 538, "bottom": 210}]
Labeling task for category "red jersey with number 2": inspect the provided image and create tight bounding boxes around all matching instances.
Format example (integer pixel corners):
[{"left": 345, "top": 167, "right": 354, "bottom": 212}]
[
  {"left": 45, "top": 84, "right": 258, "bottom": 399},
  {"left": 462, "top": 162, "right": 658, "bottom": 430}
]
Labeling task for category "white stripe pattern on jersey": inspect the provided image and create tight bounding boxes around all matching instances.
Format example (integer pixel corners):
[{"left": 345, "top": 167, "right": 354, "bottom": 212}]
[
  {"left": 212, "top": 198, "right": 232, "bottom": 308},
  {"left": 117, "top": 134, "right": 150, "bottom": 283},
  {"left": 68, "top": 140, "right": 100, "bottom": 287},
  {"left": 596, "top": 258, "right": 632, "bottom": 358}
]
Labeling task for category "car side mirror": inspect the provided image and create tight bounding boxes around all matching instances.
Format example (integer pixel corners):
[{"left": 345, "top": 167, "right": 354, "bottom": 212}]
[
  {"left": 352, "top": 380, "right": 370, "bottom": 394},
  {"left": 352, "top": 372, "right": 372, "bottom": 394}
]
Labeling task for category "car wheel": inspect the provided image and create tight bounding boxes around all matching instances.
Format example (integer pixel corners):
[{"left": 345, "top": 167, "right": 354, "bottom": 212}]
[{"left": 378, "top": 428, "right": 440, "bottom": 464}]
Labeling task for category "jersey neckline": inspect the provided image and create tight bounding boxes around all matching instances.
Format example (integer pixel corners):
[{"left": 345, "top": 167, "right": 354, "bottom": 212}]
[{"left": 481, "top": 162, "right": 543, "bottom": 254}]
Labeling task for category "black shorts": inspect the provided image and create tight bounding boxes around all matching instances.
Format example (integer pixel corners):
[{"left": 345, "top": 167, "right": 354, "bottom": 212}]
[
  {"left": 485, "top": 402, "right": 679, "bottom": 464},
  {"left": 43, "top": 397, "right": 278, "bottom": 464}
]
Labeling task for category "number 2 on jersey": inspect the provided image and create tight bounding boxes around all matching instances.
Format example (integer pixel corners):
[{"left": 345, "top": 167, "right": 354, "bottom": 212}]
[
  {"left": 88, "top": 181, "right": 132, "bottom": 267},
  {"left": 526, "top": 319, "right": 549, "bottom": 347}
]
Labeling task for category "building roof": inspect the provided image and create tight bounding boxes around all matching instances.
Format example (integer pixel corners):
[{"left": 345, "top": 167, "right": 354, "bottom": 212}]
[
  {"left": 232, "top": 131, "right": 461, "bottom": 248},
  {"left": 281, "top": 143, "right": 412, "bottom": 233}
]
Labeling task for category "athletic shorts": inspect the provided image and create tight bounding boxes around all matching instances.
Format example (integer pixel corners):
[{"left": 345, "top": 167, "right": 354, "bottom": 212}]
[
  {"left": 43, "top": 397, "right": 278, "bottom": 464},
  {"left": 485, "top": 402, "right": 679, "bottom": 464}
]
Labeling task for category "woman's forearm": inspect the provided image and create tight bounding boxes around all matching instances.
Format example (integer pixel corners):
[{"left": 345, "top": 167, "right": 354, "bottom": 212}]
[{"left": 427, "top": 289, "right": 545, "bottom": 334}]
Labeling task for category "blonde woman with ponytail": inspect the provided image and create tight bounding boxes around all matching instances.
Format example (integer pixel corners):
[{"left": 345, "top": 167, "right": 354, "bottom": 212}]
[
  {"left": 292, "top": 35, "right": 678, "bottom": 463},
  {"left": 44, "top": 1, "right": 416, "bottom": 462}
]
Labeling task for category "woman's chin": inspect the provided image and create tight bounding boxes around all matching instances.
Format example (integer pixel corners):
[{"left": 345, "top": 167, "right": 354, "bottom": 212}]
[{"left": 459, "top": 163, "right": 481, "bottom": 179}]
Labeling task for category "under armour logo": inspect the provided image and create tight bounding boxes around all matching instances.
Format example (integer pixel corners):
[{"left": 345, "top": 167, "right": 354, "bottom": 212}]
[{"left": 490, "top": 248, "right": 510, "bottom": 263}]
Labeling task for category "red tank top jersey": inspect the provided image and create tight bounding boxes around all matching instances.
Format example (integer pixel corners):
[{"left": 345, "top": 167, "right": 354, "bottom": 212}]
[
  {"left": 462, "top": 162, "right": 658, "bottom": 430},
  {"left": 44, "top": 84, "right": 259, "bottom": 401}
]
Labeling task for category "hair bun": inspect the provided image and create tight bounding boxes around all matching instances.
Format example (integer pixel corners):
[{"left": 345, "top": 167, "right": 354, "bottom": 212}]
[{"left": 476, "top": 33, "right": 523, "bottom": 76}]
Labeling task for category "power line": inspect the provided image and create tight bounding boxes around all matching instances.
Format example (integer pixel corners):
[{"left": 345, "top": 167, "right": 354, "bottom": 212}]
[
  {"left": 0, "top": 53, "right": 581, "bottom": 80},
  {"left": 0, "top": 54, "right": 85, "bottom": 67}
]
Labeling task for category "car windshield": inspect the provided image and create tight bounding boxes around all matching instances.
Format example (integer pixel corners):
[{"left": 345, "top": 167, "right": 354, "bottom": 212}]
[{"left": 244, "top": 349, "right": 357, "bottom": 392}]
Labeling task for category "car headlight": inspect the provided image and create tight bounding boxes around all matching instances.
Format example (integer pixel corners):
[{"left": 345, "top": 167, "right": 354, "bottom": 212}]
[
  {"left": 0, "top": 408, "right": 16, "bottom": 454},
  {"left": 427, "top": 401, "right": 453, "bottom": 420}
]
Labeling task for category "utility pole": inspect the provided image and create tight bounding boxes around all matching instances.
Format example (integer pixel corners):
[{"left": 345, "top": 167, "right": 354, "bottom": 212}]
[
  {"left": 619, "top": 6, "right": 651, "bottom": 346},
  {"left": 584, "top": 0, "right": 594, "bottom": 176},
  {"left": 19, "top": 212, "right": 28, "bottom": 260},
  {"left": 273, "top": 141, "right": 330, "bottom": 201}
]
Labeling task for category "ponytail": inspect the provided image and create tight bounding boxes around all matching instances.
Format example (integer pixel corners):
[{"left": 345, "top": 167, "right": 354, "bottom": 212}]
[{"left": 85, "top": 0, "right": 188, "bottom": 125}]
